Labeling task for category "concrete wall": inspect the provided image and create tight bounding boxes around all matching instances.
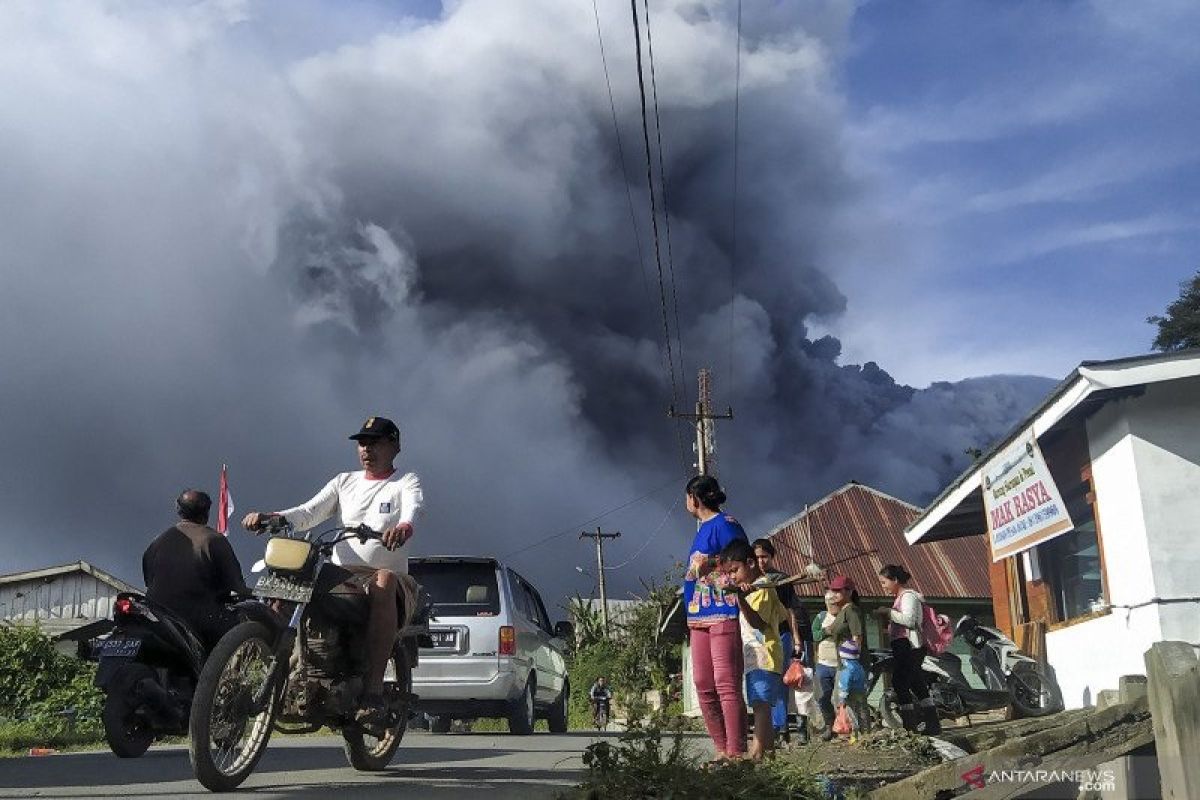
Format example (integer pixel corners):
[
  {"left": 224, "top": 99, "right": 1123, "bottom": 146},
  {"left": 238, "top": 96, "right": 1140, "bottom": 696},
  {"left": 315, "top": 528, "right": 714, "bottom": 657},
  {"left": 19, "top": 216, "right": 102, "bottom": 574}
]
[
  {"left": 1044, "top": 378, "right": 1200, "bottom": 709},
  {"left": 1128, "top": 378, "right": 1200, "bottom": 647}
]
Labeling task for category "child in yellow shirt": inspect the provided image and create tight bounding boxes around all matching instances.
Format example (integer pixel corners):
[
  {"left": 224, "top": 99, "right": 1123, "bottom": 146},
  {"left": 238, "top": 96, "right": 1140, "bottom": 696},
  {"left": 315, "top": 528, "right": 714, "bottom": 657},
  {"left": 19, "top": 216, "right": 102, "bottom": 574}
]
[{"left": 720, "top": 538, "right": 787, "bottom": 760}]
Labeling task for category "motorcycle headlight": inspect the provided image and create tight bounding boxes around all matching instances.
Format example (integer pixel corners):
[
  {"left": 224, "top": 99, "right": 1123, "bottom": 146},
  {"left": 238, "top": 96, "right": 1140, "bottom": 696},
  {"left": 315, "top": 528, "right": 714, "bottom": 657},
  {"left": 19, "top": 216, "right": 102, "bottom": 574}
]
[{"left": 264, "top": 538, "right": 313, "bottom": 571}]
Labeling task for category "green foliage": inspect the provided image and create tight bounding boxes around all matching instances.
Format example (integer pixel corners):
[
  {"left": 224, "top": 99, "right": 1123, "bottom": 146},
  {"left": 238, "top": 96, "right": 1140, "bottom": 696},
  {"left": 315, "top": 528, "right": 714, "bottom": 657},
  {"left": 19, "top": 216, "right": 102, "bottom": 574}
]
[
  {"left": 0, "top": 624, "right": 102, "bottom": 725},
  {"left": 1148, "top": 270, "right": 1200, "bottom": 351},
  {"left": 0, "top": 719, "right": 106, "bottom": 755},
  {"left": 565, "top": 570, "right": 684, "bottom": 729},
  {"left": 566, "top": 713, "right": 825, "bottom": 799},
  {"left": 565, "top": 596, "right": 607, "bottom": 652}
]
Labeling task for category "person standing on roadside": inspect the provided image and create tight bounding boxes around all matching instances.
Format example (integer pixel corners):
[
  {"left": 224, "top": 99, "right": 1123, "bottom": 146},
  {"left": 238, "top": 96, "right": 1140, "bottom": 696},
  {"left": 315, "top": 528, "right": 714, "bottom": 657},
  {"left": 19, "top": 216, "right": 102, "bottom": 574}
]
[
  {"left": 682, "top": 475, "right": 748, "bottom": 762},
  {"left": 874, "top": 564, "right": 941, "bottom": 735},
  {"left": 810, "top": 588, "right": 843, "bottom": 740},
  {"left": 825, "top": 575, "right": 869, "bottom": 732},
  {"left": 721, "top": 538, "right": 787, "bottom": 761},
  {"left": 752, "top": 538, "right": 812, "bottom": 743}
]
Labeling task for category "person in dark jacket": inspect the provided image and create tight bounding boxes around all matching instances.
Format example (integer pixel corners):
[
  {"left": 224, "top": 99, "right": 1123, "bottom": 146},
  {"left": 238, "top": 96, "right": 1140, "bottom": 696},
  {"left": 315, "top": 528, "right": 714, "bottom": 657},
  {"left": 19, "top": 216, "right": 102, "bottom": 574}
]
[{"left": 143, "top": 489, "right": 249, "bottom": 647}]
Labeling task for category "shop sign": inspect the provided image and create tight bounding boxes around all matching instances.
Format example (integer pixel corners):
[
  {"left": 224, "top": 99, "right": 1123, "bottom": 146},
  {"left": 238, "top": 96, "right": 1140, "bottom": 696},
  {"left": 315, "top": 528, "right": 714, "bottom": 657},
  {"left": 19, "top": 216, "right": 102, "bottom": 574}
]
[{"left": 982, "top": 437, "right": 1073, "bottom": 561}]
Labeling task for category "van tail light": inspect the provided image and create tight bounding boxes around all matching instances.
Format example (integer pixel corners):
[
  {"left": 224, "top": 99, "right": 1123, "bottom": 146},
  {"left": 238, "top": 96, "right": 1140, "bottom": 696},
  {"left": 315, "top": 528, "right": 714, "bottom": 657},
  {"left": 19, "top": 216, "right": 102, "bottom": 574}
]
[
  {"left": 499, "top": 626, "right": 516, "bottom": 656},
  {"left": 114, "top": 597, "right": 135, "bottom": 617}
]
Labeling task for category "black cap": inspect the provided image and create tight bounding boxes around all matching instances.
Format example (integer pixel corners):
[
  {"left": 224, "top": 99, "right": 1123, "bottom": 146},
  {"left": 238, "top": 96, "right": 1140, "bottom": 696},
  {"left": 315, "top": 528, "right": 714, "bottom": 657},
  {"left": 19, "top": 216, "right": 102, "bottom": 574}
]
[{"left": 349, "top": 416, "right": 400, "bottom": 442}]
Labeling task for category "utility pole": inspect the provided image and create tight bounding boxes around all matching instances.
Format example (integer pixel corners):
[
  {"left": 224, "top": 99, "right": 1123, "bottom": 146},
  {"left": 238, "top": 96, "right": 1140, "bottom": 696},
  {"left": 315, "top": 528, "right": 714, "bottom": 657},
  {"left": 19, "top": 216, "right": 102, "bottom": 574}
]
[
  {"left": 669, "top": 368, "right": 733, "bottom": 476},
  {"left": 580, "top": 527, "right": 621, "bottom": 634}
]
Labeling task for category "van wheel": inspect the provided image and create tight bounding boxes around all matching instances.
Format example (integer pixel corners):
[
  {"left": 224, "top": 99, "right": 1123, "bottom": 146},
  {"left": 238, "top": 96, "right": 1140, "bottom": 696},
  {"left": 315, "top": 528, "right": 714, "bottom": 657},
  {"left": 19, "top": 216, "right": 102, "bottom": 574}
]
[
  {"left": 430, "top": 715, "right": 452, "bottom": 734},
  {"left": 547, "top": 679, "right": 569, "bottom": 733},
  {"left": 508, "top": 677, "right": 535, "bottom": 735}
]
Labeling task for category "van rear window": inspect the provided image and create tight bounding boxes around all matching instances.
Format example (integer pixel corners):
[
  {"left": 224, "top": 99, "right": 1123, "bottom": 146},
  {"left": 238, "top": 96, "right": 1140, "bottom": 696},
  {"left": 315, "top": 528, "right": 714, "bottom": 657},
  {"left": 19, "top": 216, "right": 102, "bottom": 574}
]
[{"left": 409, "top": 560, "right": 501, "bottom": 615}]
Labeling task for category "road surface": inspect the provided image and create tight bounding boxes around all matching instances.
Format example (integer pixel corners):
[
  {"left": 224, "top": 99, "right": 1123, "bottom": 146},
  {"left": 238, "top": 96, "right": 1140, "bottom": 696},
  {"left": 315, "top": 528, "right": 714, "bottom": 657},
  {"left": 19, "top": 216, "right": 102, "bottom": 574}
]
[{"left": 0, "top": 730, "right": 608, "bottom": 799}]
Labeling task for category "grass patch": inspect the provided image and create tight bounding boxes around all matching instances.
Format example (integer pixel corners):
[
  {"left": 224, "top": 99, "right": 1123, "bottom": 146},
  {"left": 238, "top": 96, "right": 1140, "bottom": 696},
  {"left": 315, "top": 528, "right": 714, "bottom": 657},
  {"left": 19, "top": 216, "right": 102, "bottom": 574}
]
[
  {"left": 0, "top": 720, "right": 106, "bottom": 756},
  {"left": 562, "top": 713, "right": 828, "bottom": 799}
]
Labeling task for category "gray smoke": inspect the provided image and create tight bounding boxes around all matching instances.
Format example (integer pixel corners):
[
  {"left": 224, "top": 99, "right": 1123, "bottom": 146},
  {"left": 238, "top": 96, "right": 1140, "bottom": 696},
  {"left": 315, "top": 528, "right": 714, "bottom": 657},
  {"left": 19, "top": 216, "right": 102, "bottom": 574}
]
[{"left": 0, "top": 1, "right": 1051, "bottom": 607}]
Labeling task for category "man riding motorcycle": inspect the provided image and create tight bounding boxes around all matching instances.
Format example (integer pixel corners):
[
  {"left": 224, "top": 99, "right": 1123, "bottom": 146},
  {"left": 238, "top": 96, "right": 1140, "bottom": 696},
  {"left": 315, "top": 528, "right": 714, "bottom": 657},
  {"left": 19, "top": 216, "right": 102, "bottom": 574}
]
[
  {"left": 143, "top": 489, "right": 250, "bottom": 648},
  {"left": 589, "top": 676, "right": 612, "bottom": 724},
  {"left": 242, "top": 416, "right": 423, "bottom": 725}
]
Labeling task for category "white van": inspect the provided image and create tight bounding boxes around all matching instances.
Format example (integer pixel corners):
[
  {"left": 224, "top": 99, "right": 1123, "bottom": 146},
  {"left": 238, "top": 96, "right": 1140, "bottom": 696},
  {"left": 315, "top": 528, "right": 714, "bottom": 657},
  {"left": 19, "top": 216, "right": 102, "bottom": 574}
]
[{"left": 409, "top": 556, "right": 572, "bottom": 734}]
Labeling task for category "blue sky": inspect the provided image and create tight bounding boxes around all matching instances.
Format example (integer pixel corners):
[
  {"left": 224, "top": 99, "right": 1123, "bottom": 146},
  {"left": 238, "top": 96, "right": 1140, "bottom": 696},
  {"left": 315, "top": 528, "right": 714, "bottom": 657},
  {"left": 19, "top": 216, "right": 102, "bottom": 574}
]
[{"left": 819, "top": 0, "right": 1200, "bottom": 385}]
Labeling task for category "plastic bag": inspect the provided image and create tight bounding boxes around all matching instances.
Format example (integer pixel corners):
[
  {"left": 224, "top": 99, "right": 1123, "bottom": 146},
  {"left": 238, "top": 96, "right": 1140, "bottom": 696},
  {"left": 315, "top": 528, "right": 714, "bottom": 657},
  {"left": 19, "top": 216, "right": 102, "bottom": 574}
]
[
  {"left": 832, "top": 703, "right": 854, "bottom": 736},
  {"left": 783, "top": 659, "right": 806, "bottom": 689}
]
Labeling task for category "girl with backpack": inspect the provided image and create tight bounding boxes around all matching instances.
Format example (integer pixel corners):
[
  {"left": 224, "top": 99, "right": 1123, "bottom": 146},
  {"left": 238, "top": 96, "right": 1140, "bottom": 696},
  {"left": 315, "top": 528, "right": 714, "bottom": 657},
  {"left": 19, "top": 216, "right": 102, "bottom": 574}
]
[{"left": 875, "top": 564, "right": 942, "bottom": 735}]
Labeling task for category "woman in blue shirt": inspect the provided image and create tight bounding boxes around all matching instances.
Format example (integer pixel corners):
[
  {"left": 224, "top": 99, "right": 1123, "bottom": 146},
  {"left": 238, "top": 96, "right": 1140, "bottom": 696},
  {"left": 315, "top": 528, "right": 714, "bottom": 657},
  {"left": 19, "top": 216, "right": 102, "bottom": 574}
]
[{"left": 682, "top": 475, "right": 749, "bottom": 760}]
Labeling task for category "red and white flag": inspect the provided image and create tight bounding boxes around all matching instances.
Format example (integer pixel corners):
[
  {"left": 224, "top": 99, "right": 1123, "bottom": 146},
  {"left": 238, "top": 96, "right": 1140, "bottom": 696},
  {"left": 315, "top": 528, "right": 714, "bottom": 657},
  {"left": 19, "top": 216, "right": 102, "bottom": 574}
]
[{"left": 217, "top": 464, "right": 235, "bottom": 535}]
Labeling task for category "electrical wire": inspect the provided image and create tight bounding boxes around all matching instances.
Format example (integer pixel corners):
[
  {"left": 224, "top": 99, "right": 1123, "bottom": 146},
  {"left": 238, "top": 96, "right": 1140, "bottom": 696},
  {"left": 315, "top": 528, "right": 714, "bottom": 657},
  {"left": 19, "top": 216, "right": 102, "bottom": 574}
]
[
  {"left": 603, "top": 495, "right": 681, "bottom": 570},
  {"left": 728, "top": 0, "right": 742, "bottom": 424},
  {"left": 628, "top": 0, "right": 692, "bottom": 477},
  {"left": 502, "top": 476, "right": 680, "bottom": 560},
  {"left": 590, "top": 0, "right": 653, "bottom": 312},
  {"left": 641, "top": 0, "right": 686, "bottom": 389}
]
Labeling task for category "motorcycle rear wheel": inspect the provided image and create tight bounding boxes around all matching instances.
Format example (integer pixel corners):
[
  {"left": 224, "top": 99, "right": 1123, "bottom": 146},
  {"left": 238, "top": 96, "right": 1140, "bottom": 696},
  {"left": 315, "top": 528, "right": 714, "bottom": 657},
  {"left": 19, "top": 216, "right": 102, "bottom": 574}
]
[
  {"left": 189, "top": 622, "right": 279, "bottom": 792},
  {"left": 101, "top": 665, "right": 155, "bottom": 758},
  {"left": 1008, "top": 662, "right": 1060, "bottom": 717},
  {"left": 343, "top": 651, "right": 410, "bottom": 771}
]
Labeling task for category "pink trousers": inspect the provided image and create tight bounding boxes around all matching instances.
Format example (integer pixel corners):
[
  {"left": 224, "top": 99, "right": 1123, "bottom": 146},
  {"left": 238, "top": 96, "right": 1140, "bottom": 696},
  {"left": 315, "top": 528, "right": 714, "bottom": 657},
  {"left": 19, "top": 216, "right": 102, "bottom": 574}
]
[{"left": 689, "top": 619, "right": 746, "bottom": 756}]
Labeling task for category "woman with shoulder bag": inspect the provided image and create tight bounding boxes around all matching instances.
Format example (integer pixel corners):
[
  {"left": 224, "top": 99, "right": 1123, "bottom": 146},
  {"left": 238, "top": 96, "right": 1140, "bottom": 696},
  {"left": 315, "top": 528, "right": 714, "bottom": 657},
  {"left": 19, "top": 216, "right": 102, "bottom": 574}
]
[{"left": 874, "top": 564, "right": 941, "bottom": 735}]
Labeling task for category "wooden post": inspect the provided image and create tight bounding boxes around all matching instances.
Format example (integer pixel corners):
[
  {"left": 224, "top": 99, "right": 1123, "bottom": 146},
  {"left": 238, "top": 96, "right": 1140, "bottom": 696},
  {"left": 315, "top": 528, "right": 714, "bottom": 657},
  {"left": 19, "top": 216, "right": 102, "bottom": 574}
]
[{"left": 1144, "top": 641, "right": 1200, "bottom": 800}]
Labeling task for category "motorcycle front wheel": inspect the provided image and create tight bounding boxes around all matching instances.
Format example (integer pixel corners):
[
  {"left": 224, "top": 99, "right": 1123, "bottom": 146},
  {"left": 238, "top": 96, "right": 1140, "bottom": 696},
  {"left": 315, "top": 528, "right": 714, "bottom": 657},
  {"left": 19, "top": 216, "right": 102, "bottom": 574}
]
[
  {"left": 1008, "top": 661, "right": 1060, "bottom": 717},
  {"left": 188, "top": 622, "right": 279, "bottom": 792},
  {"left": 343, "top": 651, "right": 411, "bottom": 771}
]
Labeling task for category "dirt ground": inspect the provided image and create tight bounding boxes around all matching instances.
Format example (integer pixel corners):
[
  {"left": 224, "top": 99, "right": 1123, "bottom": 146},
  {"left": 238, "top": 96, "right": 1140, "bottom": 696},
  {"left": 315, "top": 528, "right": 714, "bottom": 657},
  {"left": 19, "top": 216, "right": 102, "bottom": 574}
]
[{"left": 776, "top": 709, "right": 1077, "bottom": 796}]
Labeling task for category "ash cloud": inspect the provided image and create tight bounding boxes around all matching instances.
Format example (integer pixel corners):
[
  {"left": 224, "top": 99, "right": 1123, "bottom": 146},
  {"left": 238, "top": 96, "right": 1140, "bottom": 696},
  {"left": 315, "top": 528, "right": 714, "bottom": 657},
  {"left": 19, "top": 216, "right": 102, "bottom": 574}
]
[{"left": 0, "top": 1, "right": 1051, "bottom": 606}]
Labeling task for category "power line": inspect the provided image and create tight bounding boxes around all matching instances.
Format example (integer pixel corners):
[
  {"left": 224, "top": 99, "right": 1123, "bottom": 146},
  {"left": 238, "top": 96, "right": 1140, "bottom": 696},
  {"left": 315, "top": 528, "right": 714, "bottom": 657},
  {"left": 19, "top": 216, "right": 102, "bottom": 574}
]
[
  {"left": 589, "top": 0, "right": 653, "bottom": 312},
  {"left": 590, "top": 0, "right": 690, "bottom": 478},
  {"left": 502, "top": 476, "right": 679, "bottom": 560},
  {"left": 641, "top": 0, "right": 686, "bottom": 390},
  {"left": 728, "top": 0, "right": 742, "bottom": 426},
  {"left": 604, "top": 495, "right": 680, "bottom": 570},
  {"left": 628, "top": 0, "right": 692, "bottom": 477}
]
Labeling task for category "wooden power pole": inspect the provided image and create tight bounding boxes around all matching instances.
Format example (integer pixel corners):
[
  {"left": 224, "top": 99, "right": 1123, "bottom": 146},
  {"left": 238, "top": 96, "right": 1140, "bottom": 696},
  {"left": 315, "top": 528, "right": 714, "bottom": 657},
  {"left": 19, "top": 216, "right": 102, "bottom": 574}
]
[
  {"left": 580, "top": 527, "right": 621, "bottom": 633},
  {"left": 670, "top": 368, "right": 733, "bottom": 476}
]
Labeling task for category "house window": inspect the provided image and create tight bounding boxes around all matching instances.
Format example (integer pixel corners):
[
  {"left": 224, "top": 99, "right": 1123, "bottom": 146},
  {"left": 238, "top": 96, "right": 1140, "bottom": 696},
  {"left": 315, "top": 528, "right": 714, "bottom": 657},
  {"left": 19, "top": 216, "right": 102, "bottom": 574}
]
[{"left": 1038, "top": 464, "right": 1107, "bottom": 623}]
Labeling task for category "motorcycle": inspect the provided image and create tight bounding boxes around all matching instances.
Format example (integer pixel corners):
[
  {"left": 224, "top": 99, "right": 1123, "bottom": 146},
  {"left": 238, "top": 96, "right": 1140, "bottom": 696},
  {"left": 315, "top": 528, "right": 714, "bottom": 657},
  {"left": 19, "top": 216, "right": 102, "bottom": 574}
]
[
  {"left": 867, "top": 614, "right": 1062, "bottom": 730},
  {"left": 187, "top": 519, "right": 432, "bottom": 792},
  {"left": 91, "top": 592, "right": 231, "bottom": 757},
  {"left": 591, "top": 696, "right": 611, "bottom": 730}
]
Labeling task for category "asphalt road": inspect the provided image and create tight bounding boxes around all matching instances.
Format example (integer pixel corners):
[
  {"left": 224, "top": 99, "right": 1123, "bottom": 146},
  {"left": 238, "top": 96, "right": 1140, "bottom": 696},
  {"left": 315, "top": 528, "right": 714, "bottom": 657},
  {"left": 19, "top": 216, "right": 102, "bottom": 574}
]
[{"left": 0, "top": 730, "right": 609, "bottom": 799}]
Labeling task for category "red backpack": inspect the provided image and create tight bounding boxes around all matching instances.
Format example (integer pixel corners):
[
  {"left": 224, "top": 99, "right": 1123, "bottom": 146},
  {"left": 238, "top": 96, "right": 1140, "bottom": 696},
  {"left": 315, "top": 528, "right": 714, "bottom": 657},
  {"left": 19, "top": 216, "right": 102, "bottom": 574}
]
[
  {"left": 896, "top": 589, "right": 953, "bottom": 654},
  {"left": 921, "top": 600, "right": 954, "bottom": 655}
]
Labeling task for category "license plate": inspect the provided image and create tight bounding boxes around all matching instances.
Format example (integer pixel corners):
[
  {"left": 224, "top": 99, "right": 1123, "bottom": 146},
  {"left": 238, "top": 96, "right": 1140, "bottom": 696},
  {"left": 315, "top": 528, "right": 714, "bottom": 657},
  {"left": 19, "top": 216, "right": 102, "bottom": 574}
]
[
  {"left": 254, "top": 573, "right": 315, "bottom": 603},
  {"left": 429, "top": 630, "right": 457, "bottom": 649},
  {"left": 92, "top": 638, "right": 141, "bottom": 659}
]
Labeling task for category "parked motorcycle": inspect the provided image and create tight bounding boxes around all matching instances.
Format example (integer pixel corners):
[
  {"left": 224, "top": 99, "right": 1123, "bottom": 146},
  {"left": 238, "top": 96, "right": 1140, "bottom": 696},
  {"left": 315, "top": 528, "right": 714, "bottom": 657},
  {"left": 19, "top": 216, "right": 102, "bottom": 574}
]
[
  {"left": 867, "top": 614, "right": 1062, "bottom": 730},
  {"left": 187, "top": 519, "right": 432, "bottom": 792},
  {"left": 91, "top": 593, "right": 220, "bottom": 757}
]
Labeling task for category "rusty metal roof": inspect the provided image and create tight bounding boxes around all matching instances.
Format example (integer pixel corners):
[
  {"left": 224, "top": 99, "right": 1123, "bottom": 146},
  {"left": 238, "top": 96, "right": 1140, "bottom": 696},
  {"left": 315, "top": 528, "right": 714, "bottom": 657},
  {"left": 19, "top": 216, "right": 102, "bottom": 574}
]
[{"left": 763, "top": 483, "right": 991, "bottom": 600}]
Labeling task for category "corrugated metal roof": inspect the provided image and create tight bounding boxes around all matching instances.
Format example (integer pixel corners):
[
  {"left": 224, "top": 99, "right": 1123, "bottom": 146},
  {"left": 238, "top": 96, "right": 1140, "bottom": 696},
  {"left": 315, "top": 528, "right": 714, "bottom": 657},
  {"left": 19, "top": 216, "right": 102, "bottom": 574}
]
[
  {"left": 0, "top": 560, "right": 139, "bottom": 592},
  {"left": 763, "top": 483, "right": 991, "bottom": 600}
]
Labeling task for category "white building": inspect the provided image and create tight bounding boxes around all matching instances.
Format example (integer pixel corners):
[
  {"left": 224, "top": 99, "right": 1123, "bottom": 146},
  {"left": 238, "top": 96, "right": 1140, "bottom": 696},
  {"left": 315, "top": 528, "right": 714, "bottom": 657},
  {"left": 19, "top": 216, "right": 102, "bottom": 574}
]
[
  {"left": 907, "top": 351, "right": 1200, "bottom": 709},
  {"left": 0, "top": 561, "right": 139, "bottom": 655}
]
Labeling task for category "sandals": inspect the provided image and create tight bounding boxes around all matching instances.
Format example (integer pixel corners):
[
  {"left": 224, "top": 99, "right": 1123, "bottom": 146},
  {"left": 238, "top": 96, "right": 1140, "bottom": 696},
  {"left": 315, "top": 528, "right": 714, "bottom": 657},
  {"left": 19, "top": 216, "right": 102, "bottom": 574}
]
[{"left": 354, "top": 693, "right": 388, "bottom": 729}]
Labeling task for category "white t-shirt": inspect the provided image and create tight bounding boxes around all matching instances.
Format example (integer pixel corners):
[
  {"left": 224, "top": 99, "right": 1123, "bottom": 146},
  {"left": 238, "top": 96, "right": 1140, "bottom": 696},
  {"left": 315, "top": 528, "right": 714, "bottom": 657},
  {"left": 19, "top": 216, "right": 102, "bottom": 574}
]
[{"left": 277, "top": 470, "right": 423, "bottom": 574}]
